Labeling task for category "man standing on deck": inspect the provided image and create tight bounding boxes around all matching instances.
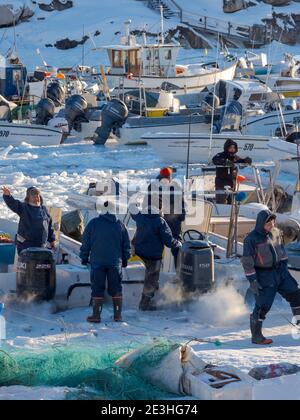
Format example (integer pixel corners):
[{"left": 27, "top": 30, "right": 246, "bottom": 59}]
[
  {"left": 242, "top": 210, "right": 300, "bottom": 345},
  {"left": 212, "top": 139, "right": 252, "bottom": 204}
]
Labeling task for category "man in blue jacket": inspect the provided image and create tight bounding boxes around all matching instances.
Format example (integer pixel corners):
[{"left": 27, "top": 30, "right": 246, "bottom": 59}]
[
  {"left": 80, "top": 200, "right": 131, "bottom": 323},
  {"left": 242, "top": 210, "right": 300, "bottom": 345},
  {"left": 132, "top": 199, "right": 181, "bottom": 311},
  {"left": 2, "top": 186, "right": 56, "bottom": 254}
]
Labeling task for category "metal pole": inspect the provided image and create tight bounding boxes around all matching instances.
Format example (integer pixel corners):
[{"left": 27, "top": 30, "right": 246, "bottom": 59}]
[{"left": 186, "top": 113, "right": 192, "bottom": 180}]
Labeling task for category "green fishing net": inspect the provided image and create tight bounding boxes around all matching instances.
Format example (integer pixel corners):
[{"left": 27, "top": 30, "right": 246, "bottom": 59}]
[{"left": 0, "top": 340, "right": 180, "bottom": 400}]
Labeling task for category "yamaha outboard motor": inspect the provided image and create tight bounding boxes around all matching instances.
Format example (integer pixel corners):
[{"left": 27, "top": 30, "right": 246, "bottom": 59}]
[
  {"left": 65, "top": 94, "right": 89, "bottom": 132},
  {"left": 177, "top": 231, "right": 215, "bottom": 295},
  {"left": 36, "top": 98, "right": 55, "bottom": 125},
  {"left": 94, "top": 99, "right": 128, "bottom": 145},
  {"left": 47, "top": 81, "right": 65, "bottom": 106}
]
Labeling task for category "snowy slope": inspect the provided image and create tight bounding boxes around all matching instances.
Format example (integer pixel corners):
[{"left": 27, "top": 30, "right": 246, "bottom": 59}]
[
  {"left": 0, "top": 0, "right": 178, "bottom": 69},
  {"left": 176, "top": 0, "right": 300, "bottom": 25}
]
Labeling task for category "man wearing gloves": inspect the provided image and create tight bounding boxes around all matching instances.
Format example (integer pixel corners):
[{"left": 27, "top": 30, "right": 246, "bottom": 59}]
[
  {"left": 132, "top": 195, "right": 182, "bottom": 311},
  {"left": 80, "top": 199, "right": 131, "bottom": 324},
  {"left": 212, "top": 139, "right": 252, "bottom": 204},
  {"left": 242, "top": 210, "right": 300, "bottom": 345}
]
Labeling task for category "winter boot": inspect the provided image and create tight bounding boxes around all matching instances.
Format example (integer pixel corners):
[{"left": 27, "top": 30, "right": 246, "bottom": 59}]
[
  {"left": 139, "top": 294, "right": 157, "bottom": 311},
  {"left": 87, "top": 298, "right": 103, "bottom": 324},
  {"left": 292, "top": 307, "right": 300, "bottom": 326},
  {"left": 113, "top": 297, "right": 123, "bottom": 322},
  {"left": 250, "top": 315, "right": 273, "bottom": 345}
]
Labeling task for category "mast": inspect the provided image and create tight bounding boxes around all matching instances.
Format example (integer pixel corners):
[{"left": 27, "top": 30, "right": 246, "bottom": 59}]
[{"left": 160, "top": 4, "right": 165, "bottom": 45}]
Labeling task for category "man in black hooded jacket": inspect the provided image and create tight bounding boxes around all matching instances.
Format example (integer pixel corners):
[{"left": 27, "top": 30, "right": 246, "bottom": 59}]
[{"left": 212, "top": 139, "right": 252, "bottom": 204}]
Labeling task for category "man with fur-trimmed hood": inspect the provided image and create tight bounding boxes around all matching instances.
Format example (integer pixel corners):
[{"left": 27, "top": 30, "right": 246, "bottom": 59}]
[
  {"left": 242, "top": 210, "right": 300, "bottom": 345},
  {"left": 2, "top": 186, "right": 56, "bottom": 255},
  {"left": 212, "top": 139, "right": 252, "bottom": 204}
]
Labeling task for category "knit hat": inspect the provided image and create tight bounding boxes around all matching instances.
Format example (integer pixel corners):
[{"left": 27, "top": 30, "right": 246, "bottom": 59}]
[{"left": 159, "top": 167, "right": 173, "bottom": 179}]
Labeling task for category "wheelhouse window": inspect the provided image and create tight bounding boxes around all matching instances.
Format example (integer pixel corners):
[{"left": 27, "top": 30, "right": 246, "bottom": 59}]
[
  {"left": 165, "top": 49, "right": 172, "bottom": 60},
  {"left": 112, "top": 50, "right": 123, "bottom": 68}
]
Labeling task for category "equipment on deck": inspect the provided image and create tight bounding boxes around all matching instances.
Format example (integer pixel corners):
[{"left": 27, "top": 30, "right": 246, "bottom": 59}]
[{"left": 17, "top": 248, "right": 56, "bottom": 301}]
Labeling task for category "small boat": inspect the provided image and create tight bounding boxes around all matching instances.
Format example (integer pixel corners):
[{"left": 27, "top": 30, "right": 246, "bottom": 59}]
[
  {"left": 96, "top": 21, "right": 237, "bottom": 94},
  {"left": 0, "top": 120, "right": 64, "bottom": 147},
  {"left": 142, "top": 132, "right": 278, "bottom": 164}
]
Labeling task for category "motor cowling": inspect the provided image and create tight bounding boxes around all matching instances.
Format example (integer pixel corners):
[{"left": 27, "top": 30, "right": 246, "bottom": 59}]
[
  {"left": 177, "top": 240, "right": 215, "bottom": 294},
  {"left": 94, "top": 99, "right": 128, "bottom": 145},
  {"left": 65, "top": 94, "right": 89, "bottom": 132},
  {"left": 47, "top": 81, "right": 65, "bottom": 106},
  {"left": 17, "top": 248, "right": 56, "bottom": 301},
  {"left": 36, "top": 98, "right": 55, "bottom": 125}
]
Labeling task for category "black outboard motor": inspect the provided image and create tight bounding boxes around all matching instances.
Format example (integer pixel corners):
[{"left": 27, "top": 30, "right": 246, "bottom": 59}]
[
  {"left": 94, "top": 99, "right": 128, "bottom": 145},
  {"left": 47, "top": 81, "right": 65, "bottom": 106},
  {"left": 36, "top": 98, "right": 55, "bottom": 125},
  {"left": 177, "top": 231, "right": 215, "bottom": 295},
  {"left": 65, "top": 94, "right": 89, "bottom": 132},
  {"left": 17, "top": 248, "right": 56, "bottom": 301}
]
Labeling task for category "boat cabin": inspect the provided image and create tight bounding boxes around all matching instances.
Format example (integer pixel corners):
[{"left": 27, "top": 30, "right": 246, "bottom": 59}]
[
  {"left": 105, "top": 42, "right": 180, "bottom": 78},
  {"left": 0, "top": 54, "right": 27, "bottom": 100}
]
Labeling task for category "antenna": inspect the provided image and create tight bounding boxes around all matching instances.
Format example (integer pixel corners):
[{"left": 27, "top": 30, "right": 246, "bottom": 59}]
[{"left": 160, "top": 4, "right": 165, "bottom": 45}]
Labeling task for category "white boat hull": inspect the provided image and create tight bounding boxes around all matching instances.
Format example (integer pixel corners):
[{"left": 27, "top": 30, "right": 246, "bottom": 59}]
[
  {"left": 143, "top": 133, "right": 277, "bottom": 164},
  {"left": 0, "top": 121, "right": 63, "bottom": 147},
  {"left": 118, "top": 120, "right": 209, "bottom": 145},
  {"left": 243, "top": 110, "right": 300, "bottom": 137},
  {"left": 107, "top": 63, "right": 237, "bottom": 92}
]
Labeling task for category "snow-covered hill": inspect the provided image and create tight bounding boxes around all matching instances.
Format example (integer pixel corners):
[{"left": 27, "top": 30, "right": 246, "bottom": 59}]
[{"left": 0, "top": 0, "right": 299, "bottom": 70}]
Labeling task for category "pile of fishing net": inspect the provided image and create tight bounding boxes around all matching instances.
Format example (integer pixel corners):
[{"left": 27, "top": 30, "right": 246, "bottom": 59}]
[{"left": 0, "top": 339, "right": 180, "bottom": 400}]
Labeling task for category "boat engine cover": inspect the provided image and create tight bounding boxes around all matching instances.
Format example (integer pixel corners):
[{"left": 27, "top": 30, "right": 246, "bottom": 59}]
[
  {"left": 36, "top": 98, "right": 55, "bottom": 125},
  {"left": 65, "top": 95, "right": 89, "bottom": 132},
  {"left": 177, "top": 240, "right": 215, "bottom": 294},
  {"left": 94, "top": 99, "right": 128, "bottom": 145}
]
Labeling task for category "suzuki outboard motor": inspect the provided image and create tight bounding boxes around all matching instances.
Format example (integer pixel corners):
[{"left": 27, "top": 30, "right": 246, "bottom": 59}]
[
  {"left": 177, "top": 231, "right": 215, "bottom": 295},
  {"left": 65, "top": 94, "right": 89, "bottom": 132},
  {"left": 94, "top": 99, "right": 128, "bottom": 145},
  {"left": 36, "top": 98, "right": 55, "bottom": 125},
  {"left": 47, "top": 81, "right": 65, "bottom": 106}
]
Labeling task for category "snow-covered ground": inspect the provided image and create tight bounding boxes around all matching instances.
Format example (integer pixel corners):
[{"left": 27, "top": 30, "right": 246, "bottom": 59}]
[{"left": 0, "top": 138, "right": 299, "bottom": 400}]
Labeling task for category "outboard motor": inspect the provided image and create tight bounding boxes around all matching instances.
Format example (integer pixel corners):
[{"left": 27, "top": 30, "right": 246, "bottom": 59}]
[
  {"left": 177, "top": 231, "right": 215, "bottom": 295},
  {"left": 36, "top": 98, "right": 55, "bottom": 125},
  {"left": 65, "top": 94, "right": 89, "bottom": 132},
  {"left": 47, "top": 81, "right": 65, "bottom": 106},
  {"left": 94, "top": 99, "right": 128, "bottom": 145},
  {"left": 17, "top": 248, "right": 56, "bottom": 301}
]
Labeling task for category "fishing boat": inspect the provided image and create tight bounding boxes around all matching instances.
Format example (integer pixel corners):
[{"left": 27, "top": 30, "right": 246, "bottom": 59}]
[
  {"left": 141, "top": 132, "right": 280, "bottom": 164},
  {"left": 97, "top": 20, "right": 237, "bottom": 94},
  {"left": 0, "top": 120, "right": 64, "bottom": 147}
]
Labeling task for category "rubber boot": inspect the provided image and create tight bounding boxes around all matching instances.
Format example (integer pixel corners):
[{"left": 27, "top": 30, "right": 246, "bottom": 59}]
[
  {"left": 250, "top": 315, "right": 273, "bottom": 345},
  {"left": 113, "top": 297, "right": 123, "bottom": 322},
  {"left": 292, "top": 307, "right": 300, "bottom": 326},
  {"left": 139, "top": 294, "right": 157, "bottom": 311},
  {"left": 87, "top": 298, "right": 103, "bottom": 324}
]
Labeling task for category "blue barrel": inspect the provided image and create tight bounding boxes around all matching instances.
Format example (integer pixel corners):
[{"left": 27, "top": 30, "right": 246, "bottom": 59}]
[{"left": 0, "top": 243, "right": 16, "bottom": 272}]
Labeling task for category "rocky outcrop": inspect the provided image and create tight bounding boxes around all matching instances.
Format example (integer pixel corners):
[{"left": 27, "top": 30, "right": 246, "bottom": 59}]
[
  {"left": 262, "top": 11, "right": 300, "bottom": 45},
  {"left": 54, "top": 35, "right": 89, "bottom": 50},
  {"left": 223, "top": 0, "right": 249, "bottom": 13},
  {"left": 262, "top": 0, "right": 291, "bottom": 6},
  {"left": 0, "top": 2, "right": 34, "bottom": 28},
  {"left": 38, "top": 0, "right": 73, "bottom": 12}
]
